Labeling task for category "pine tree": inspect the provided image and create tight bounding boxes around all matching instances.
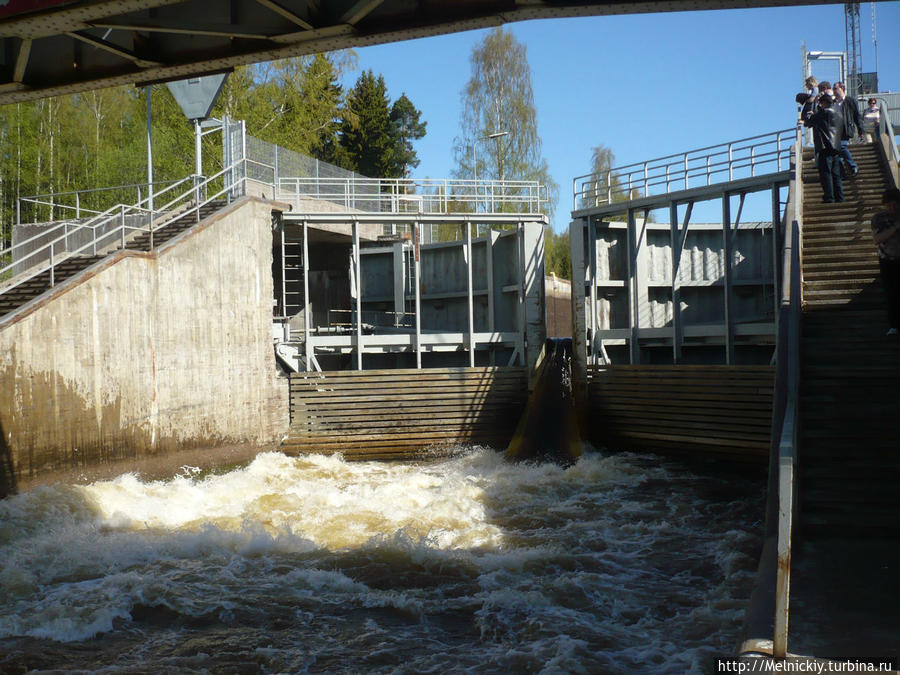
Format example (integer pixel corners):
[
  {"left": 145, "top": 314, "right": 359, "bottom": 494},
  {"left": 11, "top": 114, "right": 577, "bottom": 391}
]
[
  {"left": 389, "top": 94, "right": 426, "bottom": 178},
  {"left": 338, "top": 70, "right": 396, "bottom": 177}
]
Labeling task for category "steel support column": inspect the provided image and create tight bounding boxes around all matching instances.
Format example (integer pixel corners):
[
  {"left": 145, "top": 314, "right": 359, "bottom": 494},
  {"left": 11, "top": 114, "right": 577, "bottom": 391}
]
[
  {"left": 414, "top": 220, "right": 422, "bottom": 368},
  {"left": 353, "top": 220, "right": 362, "bottom": 370},
  {"left": 588, "top": 217, "right": 597, "bottom": 366},
  {"left": 466, "top": 218, "right": 475, "bottom": 367},
  {"left": 722, "top": 194, "right": 735, "bottom": 364},
  {"left": 303, "top": 220, "right": 312, "bottom": 371}
]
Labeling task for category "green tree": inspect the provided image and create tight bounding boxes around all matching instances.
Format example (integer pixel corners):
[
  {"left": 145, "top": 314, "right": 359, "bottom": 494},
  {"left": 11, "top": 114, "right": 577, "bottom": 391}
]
[
  {"left": 580, "top": 143, "right": 651, "bottom": 221},
  {"left": 452, "top": 26, "right": 558, "bottom": 217},
  {"left": 544, "top": 227, "right": 571, "bottom": 280},
  {"left": 337, "top": 70, "right": 396, "bottom": 177},
  {"left": 390, "top": 93, "right": 426, "bottom": 178}
]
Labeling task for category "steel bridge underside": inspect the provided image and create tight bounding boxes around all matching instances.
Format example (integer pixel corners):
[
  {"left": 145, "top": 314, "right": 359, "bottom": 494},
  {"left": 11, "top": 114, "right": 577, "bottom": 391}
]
[{"left": 0, "top": 0, "right": 853, "bottom": 105}]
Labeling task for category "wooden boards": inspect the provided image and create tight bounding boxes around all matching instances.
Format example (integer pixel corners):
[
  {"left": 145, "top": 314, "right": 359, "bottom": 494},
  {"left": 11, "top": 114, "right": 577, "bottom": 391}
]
[
  {"left": 586, "top": 364, "right": 775, "bottom": 462},
  {"left": 282, "top": 367, "right": 528, "bottom": 460}
]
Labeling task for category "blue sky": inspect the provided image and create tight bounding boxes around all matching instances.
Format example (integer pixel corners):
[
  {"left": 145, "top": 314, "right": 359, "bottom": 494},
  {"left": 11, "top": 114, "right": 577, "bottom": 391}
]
[{"left": 340, "top": 2, "right": 900, "bottom": 231}]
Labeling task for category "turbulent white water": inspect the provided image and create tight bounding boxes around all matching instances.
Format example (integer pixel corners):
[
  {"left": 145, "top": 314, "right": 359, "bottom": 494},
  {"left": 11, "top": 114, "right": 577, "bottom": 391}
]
[{"left": 0, "top": 447, "right": 763, "bottom": 674}]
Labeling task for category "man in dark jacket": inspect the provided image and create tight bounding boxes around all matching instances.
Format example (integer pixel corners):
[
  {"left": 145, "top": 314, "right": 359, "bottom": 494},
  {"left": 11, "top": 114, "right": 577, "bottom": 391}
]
[
  {"left": 804, "top": 94, "right": 845, "bottom": 203},
  {"left": 834, "top": 82, "right": 863, "bottom": 177}
]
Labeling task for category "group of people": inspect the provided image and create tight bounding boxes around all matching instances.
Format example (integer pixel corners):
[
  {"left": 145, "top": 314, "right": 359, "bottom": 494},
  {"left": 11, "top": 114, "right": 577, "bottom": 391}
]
[
  {"left": 797, "top": 77, "right": 867, "bottom": 203},
  {"left": 797, "top": 77, "right": 898, "bottom": 336}
]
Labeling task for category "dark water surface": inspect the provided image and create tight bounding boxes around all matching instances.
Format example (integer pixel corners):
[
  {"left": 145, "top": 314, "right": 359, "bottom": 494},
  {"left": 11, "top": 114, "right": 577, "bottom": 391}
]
[{"left": 0, "top": 447, "right": 764, "bottom": 674}]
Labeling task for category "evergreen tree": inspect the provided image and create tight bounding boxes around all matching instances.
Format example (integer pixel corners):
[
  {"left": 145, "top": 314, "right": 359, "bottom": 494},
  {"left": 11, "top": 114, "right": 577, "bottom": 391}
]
[
  {"left": 338, "top": 70, "right": 396, "bottom": 177},
  {"left": 452, "top": 27, "right": 558, "bottom": 217},
  {"left": 390, "top": 93, "right": 426, "bottom": 178}
]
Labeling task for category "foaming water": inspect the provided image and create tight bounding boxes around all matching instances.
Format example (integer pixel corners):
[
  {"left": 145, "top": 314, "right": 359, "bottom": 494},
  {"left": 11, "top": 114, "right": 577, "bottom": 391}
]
[{"left": 0, "top": 447, "right": 763, "bottom": 673}]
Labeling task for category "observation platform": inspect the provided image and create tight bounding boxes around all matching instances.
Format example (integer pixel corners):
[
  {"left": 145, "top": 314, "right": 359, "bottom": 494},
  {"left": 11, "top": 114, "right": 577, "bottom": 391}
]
[{"left": 571, "top": 118, "right": 900, "bottom": 665}]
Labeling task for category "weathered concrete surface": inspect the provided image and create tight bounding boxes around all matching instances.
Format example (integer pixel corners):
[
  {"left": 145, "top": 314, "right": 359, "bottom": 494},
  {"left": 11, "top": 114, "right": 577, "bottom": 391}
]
[{"left": 0, "top": 197, "right": 289, "bottom": 486}]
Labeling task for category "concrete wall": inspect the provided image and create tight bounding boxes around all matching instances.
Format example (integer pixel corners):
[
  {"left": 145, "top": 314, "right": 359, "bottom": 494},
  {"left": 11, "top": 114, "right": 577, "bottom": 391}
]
[{"left": 0, "top": 197, "right": 289, "bottom": 485}]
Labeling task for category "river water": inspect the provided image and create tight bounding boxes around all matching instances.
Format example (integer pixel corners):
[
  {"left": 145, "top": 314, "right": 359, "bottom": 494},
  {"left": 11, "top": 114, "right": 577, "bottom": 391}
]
[{"left": 0, "top": 447, "right": 764, "bottom": 674}]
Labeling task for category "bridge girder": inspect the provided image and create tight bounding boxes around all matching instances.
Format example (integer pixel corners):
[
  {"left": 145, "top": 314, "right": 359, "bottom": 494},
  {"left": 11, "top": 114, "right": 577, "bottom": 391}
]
[{"left": 0, "top": 0, "right": 854, "bottom": 105}]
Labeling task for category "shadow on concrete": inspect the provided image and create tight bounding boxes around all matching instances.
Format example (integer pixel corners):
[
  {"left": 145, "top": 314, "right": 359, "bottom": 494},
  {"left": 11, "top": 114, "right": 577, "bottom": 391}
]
[{"left": 0, "top": 418, "right": 17, "bottom": 498}]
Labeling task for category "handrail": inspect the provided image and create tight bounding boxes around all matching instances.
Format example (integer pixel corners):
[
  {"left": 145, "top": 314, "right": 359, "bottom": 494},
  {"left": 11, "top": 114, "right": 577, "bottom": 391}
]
[
  {"left": 1, "top": 162, "right": 247, "bottom": 303},
  {"left": 739, "top": 126, "right": 802, "bottom": 661},
  {"left": 573, "top": 128, "right": 795, "bottom": 209},
  {"left": 17, "top": 178, "right": 185, "bottom": 224},
  {"left": 277, "top": 176, "right": 549, "bottom": 214},
  {"left": 772, "top": 128, "right": 802, "bottom": 659},
  {"left": 873, "top": 98, "right": 900, "bottom": 184}
]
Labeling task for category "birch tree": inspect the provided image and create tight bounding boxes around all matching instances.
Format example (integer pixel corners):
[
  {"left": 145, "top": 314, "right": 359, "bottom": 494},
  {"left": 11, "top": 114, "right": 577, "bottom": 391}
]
[{"left": 453, "top": 27, "right": 558, "bottom": 217}]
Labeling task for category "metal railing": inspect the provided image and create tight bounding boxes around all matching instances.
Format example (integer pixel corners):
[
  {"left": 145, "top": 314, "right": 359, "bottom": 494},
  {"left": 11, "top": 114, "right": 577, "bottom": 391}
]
[
  {"left": 16, "top": 178, "right": 186, "bottom": 225},
  {"left": 573, "top": 128, "right": 796, "bottom": 210},
  {"left": 278, "top": 176, "right": 548, "bottom": 215},
  {"left": 0, "top": 162, "right": 248, "bottom": 306},
  {"left": 771, "top": 128, "right": 802, "bottom": 659},
  {"left": 739, "top": 126, "right": 802, "bottom": 662},
  {"left": 873, "top": 98, "right": 900, "bottom": 178}
]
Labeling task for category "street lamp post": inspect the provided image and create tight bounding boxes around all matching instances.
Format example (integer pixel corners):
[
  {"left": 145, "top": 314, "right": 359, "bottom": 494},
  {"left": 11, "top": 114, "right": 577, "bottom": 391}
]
[{"left": 472, "top": 130, "right": 509, "bottom": 213}]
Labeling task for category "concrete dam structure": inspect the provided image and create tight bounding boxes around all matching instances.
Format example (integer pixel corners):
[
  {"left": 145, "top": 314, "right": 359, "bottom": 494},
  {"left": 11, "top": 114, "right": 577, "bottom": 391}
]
[
  {"left": 1, "top": 197, "right": 290, "bottom": 487},
  {"left": 0, "top": 119, "right": 551, "bottom": 489}
]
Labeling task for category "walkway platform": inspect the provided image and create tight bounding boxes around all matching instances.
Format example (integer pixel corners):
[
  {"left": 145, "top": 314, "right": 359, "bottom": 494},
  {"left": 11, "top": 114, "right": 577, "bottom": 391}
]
[{"left": 785, "top": 142, "right": 900, "bottom": 660}]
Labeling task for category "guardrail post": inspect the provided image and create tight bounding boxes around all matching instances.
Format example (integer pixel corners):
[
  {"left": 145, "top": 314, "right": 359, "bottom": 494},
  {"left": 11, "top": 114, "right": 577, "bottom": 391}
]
[
  {"left": 684, "top": 154, "right": 690, "bottom": 190},
  {"left": 75, "top": 192, "right": 80, "bottom": 219},
  {"left": 729, "top": 143, "right": 734, "bottom": 181},
  {"left": 49, "top": 242, "right": 55, "bottom": 287},
  {"left": 121, "top": 204, "right": 126, "bottom": 248},
  {"left": 776, "top": 132, "right": 783, "bottom": 171}
]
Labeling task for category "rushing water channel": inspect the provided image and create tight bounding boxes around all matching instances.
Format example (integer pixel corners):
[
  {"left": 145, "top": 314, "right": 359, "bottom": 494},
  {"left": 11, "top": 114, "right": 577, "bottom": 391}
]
[{"left": 0, "top": 447, "right": 764, "bottom": 674}]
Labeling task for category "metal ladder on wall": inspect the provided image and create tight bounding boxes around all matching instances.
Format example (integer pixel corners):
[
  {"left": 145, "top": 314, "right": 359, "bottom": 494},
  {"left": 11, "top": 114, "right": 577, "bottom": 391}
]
[{"left": 283, "top": 239, "right": 305, "bottom": 320}]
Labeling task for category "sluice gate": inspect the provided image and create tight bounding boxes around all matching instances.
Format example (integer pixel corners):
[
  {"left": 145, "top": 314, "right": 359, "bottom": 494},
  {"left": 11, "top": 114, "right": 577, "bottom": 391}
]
[
  {"left": 505, "top": 338, "right": 582, "bottom": 465},
  {"left": 282, "top": 367, "right": 528, "bottom": 460},
  {"left": 587, "top": 365, "right": 775, "bottom": 462}
]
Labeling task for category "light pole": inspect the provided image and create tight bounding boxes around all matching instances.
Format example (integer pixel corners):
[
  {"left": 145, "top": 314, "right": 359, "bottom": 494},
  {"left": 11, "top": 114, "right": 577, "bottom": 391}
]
[
  {"left": 488, "top": 131, "right": 509, "bottom": 182},
  {"left": 472, "top": 130, "right": 508, "bottom": 213}
]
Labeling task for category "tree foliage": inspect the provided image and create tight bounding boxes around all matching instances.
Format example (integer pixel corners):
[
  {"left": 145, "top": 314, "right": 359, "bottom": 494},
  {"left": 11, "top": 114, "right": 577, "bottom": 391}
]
[
  {"left": 544, "top": 227, "right": 571, "bottom": 280},
  {"left": 334, "top": 71, "right": 426, "bottom": 178},
  {"left": 390, "top": 94, "right": 427, "bottom": 178},
  {"left": 452, "top": 27, "right": 558, "bottom": 217},
  {"left": 0, "top": 52, "right": 426, "bottom": 247}
]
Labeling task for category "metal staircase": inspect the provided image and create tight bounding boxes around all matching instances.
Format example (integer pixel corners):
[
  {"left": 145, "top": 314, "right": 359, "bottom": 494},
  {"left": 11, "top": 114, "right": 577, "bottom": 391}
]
[
  {"left": 0, "top": 163, "right": 243, "bottom": 322},
  {"left": 798, "top": 142, "right": 900, "bottom": 537}
]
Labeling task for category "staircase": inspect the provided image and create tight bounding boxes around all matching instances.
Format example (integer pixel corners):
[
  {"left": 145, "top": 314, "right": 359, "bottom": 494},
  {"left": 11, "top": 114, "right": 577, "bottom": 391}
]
[
  {"left": 124, "top": 200, "right": 225, "bottom": 252},
  {"left": 0, "top": 200, "right": 227, "bottom": 320},
  {"left": 798, "top": 142, "right": 900, "bottom": 537}
]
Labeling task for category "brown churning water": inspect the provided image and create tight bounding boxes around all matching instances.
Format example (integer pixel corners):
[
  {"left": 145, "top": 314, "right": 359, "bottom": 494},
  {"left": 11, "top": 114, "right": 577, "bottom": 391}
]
[{"left": 0, "top": 447, "right": 763, "bottom": 673}]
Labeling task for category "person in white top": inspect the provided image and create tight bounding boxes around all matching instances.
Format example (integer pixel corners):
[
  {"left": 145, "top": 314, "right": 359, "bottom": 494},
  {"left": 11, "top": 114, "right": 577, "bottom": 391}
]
[{"left": 862, "top": 98, "right": 881, "bottom": 142}]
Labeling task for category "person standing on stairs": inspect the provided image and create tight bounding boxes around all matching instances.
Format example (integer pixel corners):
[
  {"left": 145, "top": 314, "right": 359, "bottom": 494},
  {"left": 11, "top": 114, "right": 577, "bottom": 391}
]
[
  {"left": 804, "top": 93, "right": 845, "bottom": 203},
  {"left": 833, "top": 82, "right": 864, "bottom": 177},
  {"left": 863, "top": 98, "right": 881, "bottom": 142},
  {"left": 872, "top": 188, "right": 900, "bottom": 336}
]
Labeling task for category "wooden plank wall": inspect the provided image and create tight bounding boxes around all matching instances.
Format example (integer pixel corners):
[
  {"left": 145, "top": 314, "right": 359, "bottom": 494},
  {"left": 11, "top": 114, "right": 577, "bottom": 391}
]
[
  {"left": 283, "top": 367, "right": 528, "bottom": 460},
  {"left": 587, "top": 365, "right": 775, "bottom": 462}
]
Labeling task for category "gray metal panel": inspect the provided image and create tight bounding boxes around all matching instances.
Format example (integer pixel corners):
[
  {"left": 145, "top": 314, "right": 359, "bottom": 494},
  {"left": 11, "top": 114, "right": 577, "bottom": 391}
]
[
  {"left": 0, "top": 0, "right": 851, "bottom": 104},
  {"left": 166, "top": 73, "right": 227, "bottom": 120}
]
